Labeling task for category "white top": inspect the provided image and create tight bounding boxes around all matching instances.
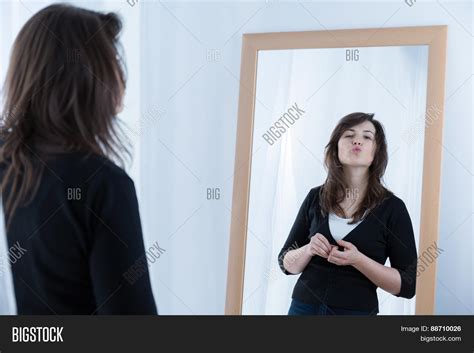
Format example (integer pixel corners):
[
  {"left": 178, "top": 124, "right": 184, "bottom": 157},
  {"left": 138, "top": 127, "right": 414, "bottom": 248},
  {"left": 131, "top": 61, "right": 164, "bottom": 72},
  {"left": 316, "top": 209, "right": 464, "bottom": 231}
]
[{"left": 328, "top": 211, "right": 364, "bottom": 242}]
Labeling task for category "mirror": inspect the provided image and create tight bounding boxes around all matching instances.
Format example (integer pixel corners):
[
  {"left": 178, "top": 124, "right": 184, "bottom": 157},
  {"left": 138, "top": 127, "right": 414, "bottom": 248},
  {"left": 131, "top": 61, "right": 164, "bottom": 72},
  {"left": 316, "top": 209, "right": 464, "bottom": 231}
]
[{"left": 226, "top": 26, "right": 447, "bottom": 315}]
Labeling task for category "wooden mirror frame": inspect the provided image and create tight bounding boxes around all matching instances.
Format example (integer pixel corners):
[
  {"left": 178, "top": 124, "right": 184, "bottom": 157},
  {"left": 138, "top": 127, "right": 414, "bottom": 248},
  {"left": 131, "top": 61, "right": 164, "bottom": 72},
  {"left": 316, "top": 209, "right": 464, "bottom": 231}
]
[{"left": 225, "top": 25, "right": 448, "bottom": 315}]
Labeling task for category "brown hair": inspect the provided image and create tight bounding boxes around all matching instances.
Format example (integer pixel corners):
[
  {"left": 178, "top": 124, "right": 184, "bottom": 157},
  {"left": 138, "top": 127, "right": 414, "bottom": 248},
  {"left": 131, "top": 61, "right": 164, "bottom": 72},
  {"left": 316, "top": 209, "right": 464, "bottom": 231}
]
[
  {"left": 320, "top": 112, "right": 393, "bottom": 224},
  {"left": 1, "top": 3, "right": 129, "bottom": 225}
]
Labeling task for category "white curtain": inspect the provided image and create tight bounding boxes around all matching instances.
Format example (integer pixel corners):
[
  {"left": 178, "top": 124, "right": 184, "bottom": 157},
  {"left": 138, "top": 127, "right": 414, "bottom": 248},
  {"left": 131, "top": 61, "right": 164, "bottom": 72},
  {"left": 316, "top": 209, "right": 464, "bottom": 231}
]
[
  {"left": 0, "top": 197, "right": 17, "bottom": 315},
  {"left": 243, "top": 45, "right": 428, "bottom": 315}
]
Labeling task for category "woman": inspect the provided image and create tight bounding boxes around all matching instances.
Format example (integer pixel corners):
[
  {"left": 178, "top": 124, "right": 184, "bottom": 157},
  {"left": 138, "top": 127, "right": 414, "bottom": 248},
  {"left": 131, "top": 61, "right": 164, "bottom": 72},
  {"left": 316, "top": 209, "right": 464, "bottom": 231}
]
[
  {"left": 0, "top": 4, "right": 157, "bottom": 314},
  {"left": 278, "top": 112, "right": 418, "bottom": 316}
]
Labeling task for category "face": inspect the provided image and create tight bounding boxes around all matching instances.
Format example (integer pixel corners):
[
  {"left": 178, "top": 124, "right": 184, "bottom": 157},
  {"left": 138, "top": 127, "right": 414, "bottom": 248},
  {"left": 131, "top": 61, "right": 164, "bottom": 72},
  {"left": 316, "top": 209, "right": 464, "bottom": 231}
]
[{"left": 337, "top": 121, "right": 376, "bottom": 168}]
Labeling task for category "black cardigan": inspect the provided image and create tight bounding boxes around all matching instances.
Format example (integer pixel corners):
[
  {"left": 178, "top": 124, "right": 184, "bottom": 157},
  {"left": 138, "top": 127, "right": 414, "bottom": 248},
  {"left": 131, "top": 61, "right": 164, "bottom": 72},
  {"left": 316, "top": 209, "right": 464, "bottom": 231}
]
[
  {"left": 278, "top": 186, "right": 418, "bottom": 313},
  {"left": 1, "top": 152, "right": 157, "bottom": 314}
]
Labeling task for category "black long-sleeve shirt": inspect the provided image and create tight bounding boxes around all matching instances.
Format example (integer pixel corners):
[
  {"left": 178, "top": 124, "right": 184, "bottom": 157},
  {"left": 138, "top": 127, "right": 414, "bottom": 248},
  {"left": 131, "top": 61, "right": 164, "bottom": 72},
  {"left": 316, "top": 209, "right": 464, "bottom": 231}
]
[
  {"left": 1, "top": 152, "right": 157, "bottom": 314},
  {"left": 278, "top": 186, "right": 418, "bottom": 314}
]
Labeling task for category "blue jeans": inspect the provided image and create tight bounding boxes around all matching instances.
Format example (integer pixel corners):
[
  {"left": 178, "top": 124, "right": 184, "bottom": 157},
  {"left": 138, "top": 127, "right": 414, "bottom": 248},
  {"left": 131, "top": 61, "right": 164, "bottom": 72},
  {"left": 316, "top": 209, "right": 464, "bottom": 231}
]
[{"left": 288, "top": 298, "right": 376, "bottom": 316}]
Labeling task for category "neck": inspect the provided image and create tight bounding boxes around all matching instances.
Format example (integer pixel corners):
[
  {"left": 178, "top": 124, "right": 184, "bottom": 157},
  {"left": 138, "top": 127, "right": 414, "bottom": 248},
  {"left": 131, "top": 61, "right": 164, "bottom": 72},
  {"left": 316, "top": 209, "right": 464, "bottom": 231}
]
[{"left": 342, "top": 166, "right": 369, "bottom": 196}]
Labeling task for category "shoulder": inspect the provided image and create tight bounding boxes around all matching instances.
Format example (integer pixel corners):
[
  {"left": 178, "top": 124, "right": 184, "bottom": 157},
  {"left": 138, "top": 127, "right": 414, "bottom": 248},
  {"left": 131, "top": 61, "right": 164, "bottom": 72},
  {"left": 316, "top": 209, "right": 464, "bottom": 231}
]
[
  {"left": 82, "top": 153, "right": 131, "bottom": 182},
  {"left": 384, "top": 194, "right": 408, "bottom": 211},
  {"left": 80, "top": 154, "right": 135, "bottom": 197},
  {"left": 304, "top": 185, "right": 323, "bottom": 202},
  {"left": 72, "top": 154, "right": 138, "bottom": 212},
  {"left": 379, "top": 193, "right": 412, "bottom": 225},
  {"left": 299, "top": 185, "right": 323, "bottom": 212},
  {"left": 309, "top": 185, "right": 323, "bottom": 197},
  {"left": 44, "top": 152, "right": 134, "bottom": 188}
]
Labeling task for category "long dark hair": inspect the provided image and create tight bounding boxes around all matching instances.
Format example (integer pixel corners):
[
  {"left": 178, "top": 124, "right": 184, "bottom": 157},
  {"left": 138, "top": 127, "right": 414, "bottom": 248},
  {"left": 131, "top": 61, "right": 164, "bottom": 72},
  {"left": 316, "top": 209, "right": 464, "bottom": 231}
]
[
  {"left": 1, "top": 3, "right": 129, "bottom": 225},
  {"left": 320, "top": 112, "right": 393, "bottom": 224}
]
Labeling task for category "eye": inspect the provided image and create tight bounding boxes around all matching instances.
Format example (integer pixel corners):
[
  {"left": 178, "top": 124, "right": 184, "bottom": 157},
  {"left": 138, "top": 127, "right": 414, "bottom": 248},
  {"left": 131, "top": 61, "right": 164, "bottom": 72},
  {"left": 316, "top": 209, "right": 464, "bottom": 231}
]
[
  {"left": 364, "top": 136, "right": 372, "bottom": 140},
  {"left": 345, "top": 134, "right": 354, "bottom": 138}
]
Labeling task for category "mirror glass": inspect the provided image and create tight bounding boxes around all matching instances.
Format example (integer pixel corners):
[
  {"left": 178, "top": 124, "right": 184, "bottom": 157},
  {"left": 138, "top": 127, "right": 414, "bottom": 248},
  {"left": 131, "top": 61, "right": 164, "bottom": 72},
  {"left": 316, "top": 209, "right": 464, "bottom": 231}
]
[{"left": 242, "top": 45, "right": 430, "bottom": 315}]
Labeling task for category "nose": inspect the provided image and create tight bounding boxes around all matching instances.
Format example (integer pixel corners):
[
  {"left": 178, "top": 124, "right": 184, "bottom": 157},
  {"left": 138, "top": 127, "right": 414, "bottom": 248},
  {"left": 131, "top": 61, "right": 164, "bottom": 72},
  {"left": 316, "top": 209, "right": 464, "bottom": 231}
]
[{"left": 352, "top": 139, "right": 362, "bottom": 146}]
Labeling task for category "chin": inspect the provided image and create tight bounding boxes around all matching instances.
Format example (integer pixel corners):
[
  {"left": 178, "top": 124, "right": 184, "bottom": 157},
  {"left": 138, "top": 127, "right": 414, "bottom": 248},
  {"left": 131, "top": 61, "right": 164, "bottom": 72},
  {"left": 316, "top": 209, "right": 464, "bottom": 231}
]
[{"left": 342, "top": 161, "right": 370, "bottom": 168}]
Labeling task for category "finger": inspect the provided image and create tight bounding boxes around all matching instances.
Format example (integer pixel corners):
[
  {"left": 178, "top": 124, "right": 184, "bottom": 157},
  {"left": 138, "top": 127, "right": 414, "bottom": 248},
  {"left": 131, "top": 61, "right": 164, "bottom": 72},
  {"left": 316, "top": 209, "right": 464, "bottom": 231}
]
[
  {"left": 316, "top": 245, "right": 329, "bottom": 258},
  {"left": 330, "top": 251, "right": 346, "bottom": 261},
  {"left": 336, "top": 239, "right": 352, "bottom": 249},
  {"left": 310, "top": 244, "right": 320, "bottom": 256},
  {"left": 330, "top": 247, "right": 346, "bottom": 258},
  {"left": 329, "top": 253, "right": 346, "bottom": 265},
  {"left": 317, "top": 234, "right": 332, "bottom": 249},
  {"left": 313, "top": 245, "right": 328, "bottom": 258},
  {"left": 318, "top": 233, "right": 331, "bottom": 251},
  {"left": 317, "top": 250, "right": 327, "bottom": 259},
  {"left": 315, "top": 238, "right": 330, "bottom": 253}
]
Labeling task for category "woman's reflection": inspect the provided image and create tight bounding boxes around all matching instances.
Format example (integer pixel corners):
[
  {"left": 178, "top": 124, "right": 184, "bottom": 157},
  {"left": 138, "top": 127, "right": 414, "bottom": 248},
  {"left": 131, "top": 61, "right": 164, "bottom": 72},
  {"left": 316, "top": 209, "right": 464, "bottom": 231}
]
[{"left": 278, "top": 112, "right": 418, "bottom": 316}]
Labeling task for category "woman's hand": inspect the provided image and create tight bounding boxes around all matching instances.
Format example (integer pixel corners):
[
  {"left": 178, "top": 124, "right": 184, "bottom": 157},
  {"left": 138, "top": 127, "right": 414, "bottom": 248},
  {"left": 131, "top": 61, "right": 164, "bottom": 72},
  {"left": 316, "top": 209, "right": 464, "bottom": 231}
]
[
  {"left": 305, "top": 233, "right": 337, "bottom": 258},
  {"left": 327, "top": 239, "right": 362, "bottom": 266}
]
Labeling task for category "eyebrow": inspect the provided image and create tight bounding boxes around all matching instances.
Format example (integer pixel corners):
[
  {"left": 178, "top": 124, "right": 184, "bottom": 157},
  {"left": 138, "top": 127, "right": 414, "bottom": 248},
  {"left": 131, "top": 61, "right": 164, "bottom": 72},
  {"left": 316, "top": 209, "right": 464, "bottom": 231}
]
[{"left": 346, "top": 128, "right": 375, "bottom": 135}]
